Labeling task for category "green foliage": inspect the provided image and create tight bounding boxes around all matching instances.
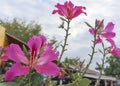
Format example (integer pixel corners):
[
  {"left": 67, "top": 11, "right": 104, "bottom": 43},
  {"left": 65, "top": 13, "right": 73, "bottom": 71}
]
[
  {"left": 95, "top": 62, "right": 102, "bottom": 72},
  {"left": 0, "top": 82, "right": 19, "bottom": 86},
  {"left": 59, "top": 58, "right": 91, "bottom": 86},
  {"left": 0, "top": 18, "right": 41, "bottom": 42},
  {"left": 12, "top": 71, "right": 45, "bottom": 86},
  {"left": 104, "top": 56, "right": 120, "bottom": 78},
  {"left": 58, "top": 73, "right": 91, "bottom": 86}
]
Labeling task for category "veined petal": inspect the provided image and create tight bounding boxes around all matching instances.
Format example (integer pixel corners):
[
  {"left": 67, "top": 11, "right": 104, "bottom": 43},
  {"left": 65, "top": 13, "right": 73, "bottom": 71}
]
[
  {"left": 102, "top": 32, "right": 115, "bottom": 38},
  {"left": 72, "top": 6, "right": 86, "bottom": 18},
  {"left": 55, "top": 3, "right": 68, "bottom": 17},
  {"left": 5, "top": 63, "right": 30, "bottom": 82},
  {"left": 104, "top": 22, "right": 115, "bottom": 32},
  {"left": 35, "top": 62, "right": 60, "bottom": 76},
  {"left": 106, "top": 39, "right": 116, "bottom": 48},
  {"left": 27, "top": 35, "right": 46, "bottom": 57},
  {"left": 66, "top": 1, "right": 74, "bottom": 8},
  {"left": 6, "top": 44, "right": 28, "bottom": 64},
  {"left": 37, "top": 44, "right": 59, "bottom": 65}
]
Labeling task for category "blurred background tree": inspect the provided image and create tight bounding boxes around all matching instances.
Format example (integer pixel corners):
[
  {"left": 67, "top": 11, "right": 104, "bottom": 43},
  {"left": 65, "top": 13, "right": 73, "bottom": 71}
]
[
  {"left": 95, "top": 56, "right": 120, "bottom": 78},
  {"left": 0, "top": 18, "right": 41, "bottom": 42},
  {"left": 103, "top": 56, "right": 120, "bottom": 78}
]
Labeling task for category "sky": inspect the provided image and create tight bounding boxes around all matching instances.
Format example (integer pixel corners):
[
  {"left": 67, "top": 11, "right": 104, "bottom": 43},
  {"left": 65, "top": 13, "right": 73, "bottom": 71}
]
[{"left": 0, "top": 0, "right": 120, "bottom": 70}]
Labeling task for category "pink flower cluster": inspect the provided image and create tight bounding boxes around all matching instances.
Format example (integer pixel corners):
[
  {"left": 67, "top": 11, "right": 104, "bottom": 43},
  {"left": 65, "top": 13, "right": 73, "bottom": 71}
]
[
  {"left": 89, "top": 20, "right": 120, "bottom": 57},
  {"left": 89, "top": 20, "right": 115, "bottom": 44},
  {"left": 1, "top": 35, "right": 60, "bottom": 81}
]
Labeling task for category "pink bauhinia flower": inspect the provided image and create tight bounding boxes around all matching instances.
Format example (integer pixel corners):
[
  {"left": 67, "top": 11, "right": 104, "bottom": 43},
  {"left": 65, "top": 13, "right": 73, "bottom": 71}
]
[
  {"left": 52, "top": 1, "right": 86, "bottom": 20},
  {"left": 2, "top": 35, "right": 60, "bottom": 81},
  {"left": 107, "top": 39, "right": 120, "bottom": 57},
  {"left": 89, "top": 20, "right": 116, "bottom": 44}
]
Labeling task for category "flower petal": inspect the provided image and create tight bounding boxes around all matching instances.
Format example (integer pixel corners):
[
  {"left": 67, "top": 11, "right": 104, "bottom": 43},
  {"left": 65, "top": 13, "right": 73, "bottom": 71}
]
[
  {"left": 106, "top": 39, "right": 116, "bottom": 48},
  {"left": 6, "top": 44, "right": 28, "bottom": 64},
  {"left": 110, "top": 47, "right": 120, "bottom": 57},
  {"left": 5, "top": 63, "right": 30, "bottom": 82},
  {"left": 104, "top": 22, "right": 115, "bottom": 32},
  {"left": 27, "top": 35, "right": 46, "bottom": 57},
  {"left": 89, "top": 28, "right": 95, "bottom": 35},
  {"left": 96, "top": 36, "right": 102, "bottom": 44},
  {"left": 37, "top": 44, "right": 59, "bottom": 65},
  {"left": 72, "top": 6, "right": 87, "bottom": 18},
  {"left": 35, "top": 62, "right": 60, "bottom": 76},
  {"left": 102, "top": 32, "right": 115, "bottom": 38}
]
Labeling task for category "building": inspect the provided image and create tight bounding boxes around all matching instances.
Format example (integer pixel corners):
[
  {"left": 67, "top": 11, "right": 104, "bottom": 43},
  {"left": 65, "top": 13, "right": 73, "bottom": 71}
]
[{"left": 0, "top": 25, "right": 26, "bottom": 74}]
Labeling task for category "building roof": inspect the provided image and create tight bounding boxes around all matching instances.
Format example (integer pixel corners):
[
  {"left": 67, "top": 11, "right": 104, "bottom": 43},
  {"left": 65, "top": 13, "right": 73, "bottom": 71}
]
[
  {"left": 5, "top": 32, "right": 27, "bottom": 48},
  {"left": 67, "top": 64, "right": 117, "bottom": 81},
  {"left": 84, "top": 74, "right": 117, "bottom": 81}
]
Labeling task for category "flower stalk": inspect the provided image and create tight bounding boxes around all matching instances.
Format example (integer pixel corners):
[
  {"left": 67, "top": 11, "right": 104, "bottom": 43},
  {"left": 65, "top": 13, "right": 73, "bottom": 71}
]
[
  {"left": 81, "top": 22, "right": 98, "bottom": 77},
  {"left": 81, "top": 33, "right": 97, "bottom": 77},
  {"left": 95, "top": 42, "right": 106, "bottom": 86},
  {"left": 58, "top": 19, "right": 71, "bottom": 64}
]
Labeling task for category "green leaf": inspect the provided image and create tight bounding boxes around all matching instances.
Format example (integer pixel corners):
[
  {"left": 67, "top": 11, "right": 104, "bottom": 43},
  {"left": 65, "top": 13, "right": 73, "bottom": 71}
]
[
  {"left": 85, "top": 22, "right": 93, "bottom": 28},
  {"left": 78, "top": 78, "right": 91, "bottom": 86},
  {"left": 31, "top": 73, "right": 45, "bottom": 86},
  {"left": 0, "top": 82, "right": 19, "bottom": 86},
  {"left": 59, "top": 17, "right": 67, "bottom": 22}
]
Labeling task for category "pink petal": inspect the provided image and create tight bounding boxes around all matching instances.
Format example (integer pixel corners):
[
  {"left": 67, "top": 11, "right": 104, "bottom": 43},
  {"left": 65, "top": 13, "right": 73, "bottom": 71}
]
[
  {"left": 27, "top": 35, "right": 46, "bottom": 57},
  {"left": 37, "top": 44, "right": 59, "bottom": 65},
  {"left": 111, "top": 47, "right": 120, "bottom": 57},
  {"left": 5, "top": 63, "right": 30, "bottom": 82},
  {"left": 106, "top": 39, "right": 116, "bottom": 48},
  {"left": 35, "top": 62, "right": 60, "bottom": 76},
  {"left": 89, "top": 28, "right": 95, "bottom": 35},
  {"left": 52, "top": 10, "right": 58, "bottom": 14},
  {"left": 6, "top": 44, "right": 28, "bottom": 64},
  {"left": 96, "top": 36, "right": 102, "bottom": 44},
  {"left": 55, "top": 3, "right": 68, "bottom": 17},
  {"left": 72, "top": 6, "right": 87, "bottom": 18},
  {"left": 104, "top": 22, "right": 115, "bottom": 32},
  {"left": 66, "top": 1, "right": 74, "bottom": 8},
  {"left": 102, "top": 32, "right": 115, "bottom": 38}
]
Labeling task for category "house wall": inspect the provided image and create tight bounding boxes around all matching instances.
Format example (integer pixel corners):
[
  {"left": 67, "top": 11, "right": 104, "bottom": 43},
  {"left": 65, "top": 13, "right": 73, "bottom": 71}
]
[{"left": 0, "top": 25, "right": 5, "bottom": 47}]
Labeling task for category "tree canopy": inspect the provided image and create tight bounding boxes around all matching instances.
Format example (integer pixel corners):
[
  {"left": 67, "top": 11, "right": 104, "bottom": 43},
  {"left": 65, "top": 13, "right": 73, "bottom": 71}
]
[{"left": 0, "top": 18, "right": 42, "bottom": 42}]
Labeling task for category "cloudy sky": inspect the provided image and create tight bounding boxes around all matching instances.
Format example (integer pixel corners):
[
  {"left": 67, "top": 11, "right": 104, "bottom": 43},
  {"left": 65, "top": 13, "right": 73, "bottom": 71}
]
[{"left": 0, "top": 0, "right": 120, "bottom": 70}]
